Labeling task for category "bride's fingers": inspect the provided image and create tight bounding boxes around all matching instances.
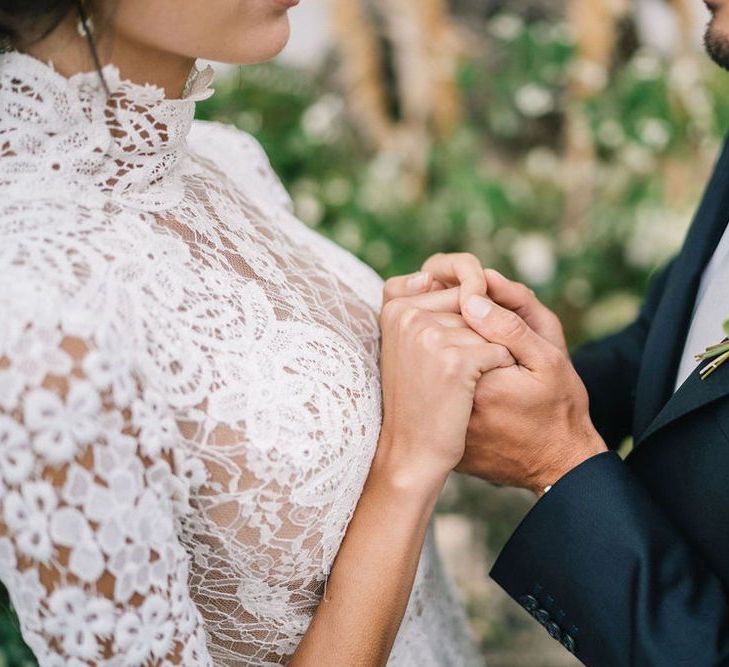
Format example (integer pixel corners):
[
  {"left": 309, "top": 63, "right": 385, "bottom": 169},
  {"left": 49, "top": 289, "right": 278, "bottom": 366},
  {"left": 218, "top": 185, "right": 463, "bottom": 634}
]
[
  {"left": 390, "top": 286, "right": 461, "bottom": 313},
  {"left": 428, "top": 312, "right": 470, "bottom": 329},
  {"left": 383, "top": 271, "right": 434, "bottom": 303},
  {"left": 443, "top": 329, "right": 516, "bottom": 370},
  {"left": 421, "top": 253, "right": 486, "bottom": 312}
]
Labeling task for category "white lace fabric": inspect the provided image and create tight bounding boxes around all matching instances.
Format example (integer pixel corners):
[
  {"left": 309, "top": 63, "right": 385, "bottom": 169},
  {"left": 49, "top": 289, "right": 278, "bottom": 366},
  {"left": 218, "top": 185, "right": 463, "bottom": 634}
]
[{"left": 0, "top": 51, "right": 481, "bottom": 666}]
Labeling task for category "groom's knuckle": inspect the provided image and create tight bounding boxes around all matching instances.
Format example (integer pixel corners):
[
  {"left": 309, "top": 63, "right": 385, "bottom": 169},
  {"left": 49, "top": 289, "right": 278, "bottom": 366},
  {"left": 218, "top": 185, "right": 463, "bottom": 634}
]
[
  {"left": 497, "top": 310, "right": 525, "bottom": 339},
  {"left": 495, "top": 344, "right": 513, "bottom": 366},
  {"left": 543, "top": 347, "right": 566, "bottom": 371}
]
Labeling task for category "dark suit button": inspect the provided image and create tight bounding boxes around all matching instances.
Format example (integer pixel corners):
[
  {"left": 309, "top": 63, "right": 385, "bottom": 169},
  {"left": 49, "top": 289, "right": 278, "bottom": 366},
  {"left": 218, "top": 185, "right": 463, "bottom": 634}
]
[
  {"left": 562, "top": 633, "right": 576, "bottom": 654},
  {"left": 519, "top": 594, "right": 539, "bottom": 612},
  {"left": 545, "top": 621, "right": 562, "bottom": 640},
  {"left": 533, "top": 608, "right": 550, "bottom": 625}
]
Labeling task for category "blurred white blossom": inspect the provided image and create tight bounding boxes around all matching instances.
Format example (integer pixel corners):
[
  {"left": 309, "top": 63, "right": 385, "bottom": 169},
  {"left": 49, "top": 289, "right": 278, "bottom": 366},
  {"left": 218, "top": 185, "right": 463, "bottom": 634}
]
[
  {"left": 364, "top": 240, "right": 393, "bottom": 270},
  {"left": 489, "top": 14, "right": 524, "bottom": 41},
  {"left": 301, "top": 94, "right": 344, "bottom": 143},
  {"left": 639, "top": 118, "right": 671, "bottom": 151},
  {"left": 584, "top": 293, "right": 642, "bottom": 338},
  {"left": 525, "top": 148, "right": 561, "bottom": 181},
  {"left": 334, "top": 221, "right": 363, "bottom": 252},
  {"left": 625, "top": 206, "right": 691, "bottom": 269},
  {"left": 597, "top": 120, "right": 626, "bottom": 149},
  {"left": 571, "top": 59, "right": 608, "bottom": 92},
  {"left": 514, "top": 84, "right": 555, "bottom": 118},
  {"left": 631, "top": 50, "right": 663, "bottom": 80},
  {"left": 510, "top": 233, "right": 556, "bottom": 286},
  {"left": 620, "top": 144, "right": 655, "bottom": 174},
  {"left": 293, "top": 192, "right": 324, "bottom": 227}
]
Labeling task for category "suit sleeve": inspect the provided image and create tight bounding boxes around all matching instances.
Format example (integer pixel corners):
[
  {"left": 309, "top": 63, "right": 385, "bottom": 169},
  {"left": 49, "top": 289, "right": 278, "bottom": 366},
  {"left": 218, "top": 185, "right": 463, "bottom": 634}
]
[
  {"left": 571, "top": 260, "right": 675, "bottom": 448},
  {"left": 490, "top": 452, "right": 729, "bottom": 666}
]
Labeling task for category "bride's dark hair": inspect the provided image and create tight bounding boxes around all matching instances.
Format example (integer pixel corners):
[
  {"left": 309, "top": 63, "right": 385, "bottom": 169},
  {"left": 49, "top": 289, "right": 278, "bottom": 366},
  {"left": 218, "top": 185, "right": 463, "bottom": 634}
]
[
  {"left": 0, "top": 1, "right": 110, "bottom": 95},
  {"left": 0, "top": 0, "right": 77, "bottom": 48}
]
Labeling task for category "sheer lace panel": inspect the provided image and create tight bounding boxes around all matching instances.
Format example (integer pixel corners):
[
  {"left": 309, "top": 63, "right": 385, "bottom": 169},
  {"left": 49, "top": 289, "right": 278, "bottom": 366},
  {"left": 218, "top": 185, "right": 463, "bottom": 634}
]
[{"left": 0, "top": 51, "right": 482, "bottom": 666}]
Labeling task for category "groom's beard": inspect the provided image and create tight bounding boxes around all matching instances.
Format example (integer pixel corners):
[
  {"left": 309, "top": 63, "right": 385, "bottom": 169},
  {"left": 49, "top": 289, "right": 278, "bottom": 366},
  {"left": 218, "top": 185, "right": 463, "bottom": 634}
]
[{"left": 705, "top": 15, "right": 729, "bottom": 71}]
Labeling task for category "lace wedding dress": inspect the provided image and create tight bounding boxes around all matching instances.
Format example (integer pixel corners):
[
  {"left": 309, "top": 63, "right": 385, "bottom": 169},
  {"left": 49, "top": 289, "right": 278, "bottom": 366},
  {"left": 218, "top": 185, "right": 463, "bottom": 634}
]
[{"left": 0, "top": 51, "right": 482, "bottom": 666}]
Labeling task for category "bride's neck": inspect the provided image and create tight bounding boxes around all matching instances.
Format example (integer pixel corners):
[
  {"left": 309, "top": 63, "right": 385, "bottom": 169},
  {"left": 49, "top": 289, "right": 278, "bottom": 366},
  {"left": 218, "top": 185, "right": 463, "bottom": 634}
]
[{"left": 23, "top": 11, "right": 195, "bottom": 99}]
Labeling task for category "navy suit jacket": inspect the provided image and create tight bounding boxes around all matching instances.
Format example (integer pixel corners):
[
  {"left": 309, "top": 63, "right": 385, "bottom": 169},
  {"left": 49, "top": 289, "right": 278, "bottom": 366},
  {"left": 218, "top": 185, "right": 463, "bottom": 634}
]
[{"left": 491, "top": 136, "right": 729, "bottom": 666}]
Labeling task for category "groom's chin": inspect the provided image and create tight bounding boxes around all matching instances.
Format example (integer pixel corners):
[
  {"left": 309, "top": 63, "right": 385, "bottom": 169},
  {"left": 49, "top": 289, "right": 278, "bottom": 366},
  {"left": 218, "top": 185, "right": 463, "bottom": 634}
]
[{"left": 705, "top": 19, "right": 729, "bottom": 72}]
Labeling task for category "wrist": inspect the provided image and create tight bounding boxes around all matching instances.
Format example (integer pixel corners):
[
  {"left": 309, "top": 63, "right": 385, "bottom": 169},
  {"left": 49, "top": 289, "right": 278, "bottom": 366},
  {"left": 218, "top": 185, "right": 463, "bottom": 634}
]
[
  {"left": 369, "top": 433, "right": 450, "bottom": 504},
  {"left": 530, "top": 431, "right": 608, "bottom": 497}
]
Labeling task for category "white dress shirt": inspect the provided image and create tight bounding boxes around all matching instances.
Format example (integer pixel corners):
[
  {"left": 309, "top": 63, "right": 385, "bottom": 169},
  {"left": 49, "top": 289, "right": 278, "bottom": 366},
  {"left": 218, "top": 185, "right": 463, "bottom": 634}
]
[{"left": 674, "top": 222, "right": 729, "bottom": 391}]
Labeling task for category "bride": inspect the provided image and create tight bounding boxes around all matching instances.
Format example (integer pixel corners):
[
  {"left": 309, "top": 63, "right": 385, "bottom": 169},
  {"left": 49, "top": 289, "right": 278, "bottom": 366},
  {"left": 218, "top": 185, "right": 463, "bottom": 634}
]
[{"left": 0, "top": 1, "right": 512, "bottom": 664}]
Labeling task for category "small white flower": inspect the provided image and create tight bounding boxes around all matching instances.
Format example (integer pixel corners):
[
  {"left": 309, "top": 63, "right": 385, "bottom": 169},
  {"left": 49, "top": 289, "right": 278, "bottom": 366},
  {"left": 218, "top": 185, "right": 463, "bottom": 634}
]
[
  {"left": 0, "top": 536, "right": 17, "bottom": 581},
  {"left": 3, "top": 481, "right": 57, "bottom": 562},
  {"left": 49, "top": 506, "right": 105, "bottom": 582},
  {"left": 114, "top": 594, "right": 174, "bottom": 662},
  {"left": 173, "top": 449, "right": 208, "bottom": 489},
  {"left": 131, "top": 389, "right": 177, "bottom": 458},
  {"left": 24, "top": 381, "right": 101, "bottom": 465},
  {"left": 0, "top": 415, "right": 34, "bottom": 485},
  {"left": 45, "top": 586, "right": 115, "bottom": 660},
  {"left": 4, "top": 325, "right": 72, "bottom": 389},
  {"left": 109, "top": 542, "right": 153, "bottom": 603},
  {"left": 0, "top": 367, "right": 25, "bottom": 411},
  {"left": 81, "top": 349, "right": 136, "bottom": 408}
]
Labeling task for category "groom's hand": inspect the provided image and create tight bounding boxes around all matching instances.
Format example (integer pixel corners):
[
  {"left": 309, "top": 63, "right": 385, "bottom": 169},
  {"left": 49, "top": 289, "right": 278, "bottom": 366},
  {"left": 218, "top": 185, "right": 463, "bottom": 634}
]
[{"left": 458, "top": 295, "right": 607, "bottom": 496}]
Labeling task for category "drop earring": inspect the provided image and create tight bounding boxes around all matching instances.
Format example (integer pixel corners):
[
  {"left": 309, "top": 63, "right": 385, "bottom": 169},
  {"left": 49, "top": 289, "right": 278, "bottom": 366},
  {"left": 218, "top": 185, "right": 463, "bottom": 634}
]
[{"left": 76, "top": 1, "right": 94, "bottom": 38}]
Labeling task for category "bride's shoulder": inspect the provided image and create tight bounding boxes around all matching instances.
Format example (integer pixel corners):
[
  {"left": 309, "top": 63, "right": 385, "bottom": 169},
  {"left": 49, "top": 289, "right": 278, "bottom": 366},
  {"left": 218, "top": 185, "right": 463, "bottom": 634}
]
[{"left": 188, "top": 120, "right": 294, "bottom": 212}]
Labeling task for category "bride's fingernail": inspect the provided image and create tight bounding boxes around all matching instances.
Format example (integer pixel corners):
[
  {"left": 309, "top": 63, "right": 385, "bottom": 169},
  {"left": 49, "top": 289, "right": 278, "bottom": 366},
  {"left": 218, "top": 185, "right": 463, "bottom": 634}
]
[
  {"left": 407, "top": 271, "right": 429, "bottom": 290},
  {"left": 466, "top": 295, "right": 492, "bottom": 319}
]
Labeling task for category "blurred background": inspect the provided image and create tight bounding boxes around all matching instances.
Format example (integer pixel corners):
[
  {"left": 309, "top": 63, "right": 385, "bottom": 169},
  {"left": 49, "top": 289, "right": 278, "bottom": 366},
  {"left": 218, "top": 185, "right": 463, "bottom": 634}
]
[{"left": 2, "top": 0, "right": 729, "bottom": 664}]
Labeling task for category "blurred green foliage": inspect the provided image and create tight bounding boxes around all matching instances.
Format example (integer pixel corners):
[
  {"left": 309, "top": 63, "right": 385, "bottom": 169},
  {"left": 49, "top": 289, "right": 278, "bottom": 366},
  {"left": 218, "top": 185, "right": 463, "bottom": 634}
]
[{"left": 4, "top": 12, "right": 729, "bottom": 664}]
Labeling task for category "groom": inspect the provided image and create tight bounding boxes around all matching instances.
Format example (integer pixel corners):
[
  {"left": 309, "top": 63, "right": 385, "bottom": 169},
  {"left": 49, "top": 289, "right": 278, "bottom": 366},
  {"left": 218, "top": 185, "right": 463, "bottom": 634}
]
[{"left": 456, "top": 2, "right": 729, "bottom": 664}]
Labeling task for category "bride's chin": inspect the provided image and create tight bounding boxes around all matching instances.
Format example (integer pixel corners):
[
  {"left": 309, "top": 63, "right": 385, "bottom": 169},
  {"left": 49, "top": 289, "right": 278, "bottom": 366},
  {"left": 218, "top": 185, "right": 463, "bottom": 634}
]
[{"left": 225, "top": 17, "right": 292, "bottom": 65}]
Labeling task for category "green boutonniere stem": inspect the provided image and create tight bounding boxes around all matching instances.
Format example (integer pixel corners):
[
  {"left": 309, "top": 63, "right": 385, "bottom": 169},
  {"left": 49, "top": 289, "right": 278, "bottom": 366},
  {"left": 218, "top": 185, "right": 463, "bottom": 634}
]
[{"left": 696, "top": 319, "right": 729, "bottom": 380}]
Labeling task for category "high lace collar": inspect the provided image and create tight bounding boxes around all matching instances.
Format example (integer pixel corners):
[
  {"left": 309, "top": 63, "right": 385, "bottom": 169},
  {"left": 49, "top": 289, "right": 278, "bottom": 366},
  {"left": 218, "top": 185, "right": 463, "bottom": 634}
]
[{"left": 0, "top": 51, "right": 215, "bottom": 211}]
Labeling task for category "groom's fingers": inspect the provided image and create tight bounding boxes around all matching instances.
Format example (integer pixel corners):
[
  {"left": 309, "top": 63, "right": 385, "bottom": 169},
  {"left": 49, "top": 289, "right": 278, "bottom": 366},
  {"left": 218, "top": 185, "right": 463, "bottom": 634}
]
[
  {"left": 485, "top": 269, "right": 551, "bottom": 323},
  {"left": 463, "top": 295, "right": 557, "bottom": 371},
  {"left": 484, "top": 269, "right": 566, "bottom": 351}
]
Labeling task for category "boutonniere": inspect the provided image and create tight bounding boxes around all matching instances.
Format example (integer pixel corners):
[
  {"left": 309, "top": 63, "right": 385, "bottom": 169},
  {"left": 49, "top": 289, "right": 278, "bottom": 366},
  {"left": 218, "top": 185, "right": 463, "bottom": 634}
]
[{"left": 696, "top": 320, "right": 729, "bottom": 380}]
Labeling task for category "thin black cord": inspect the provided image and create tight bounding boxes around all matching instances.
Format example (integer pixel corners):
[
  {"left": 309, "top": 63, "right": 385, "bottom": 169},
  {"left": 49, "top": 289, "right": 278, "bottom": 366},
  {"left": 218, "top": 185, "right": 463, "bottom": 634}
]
[{"left": 77, "top": 0, "right": 111, "bottom": 98}]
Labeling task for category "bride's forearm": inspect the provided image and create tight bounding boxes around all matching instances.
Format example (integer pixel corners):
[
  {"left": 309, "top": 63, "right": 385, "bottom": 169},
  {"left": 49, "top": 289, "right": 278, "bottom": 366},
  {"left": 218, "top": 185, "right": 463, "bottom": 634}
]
[{"left": 290, "top": 446, "right": 447, "bottom": 666}]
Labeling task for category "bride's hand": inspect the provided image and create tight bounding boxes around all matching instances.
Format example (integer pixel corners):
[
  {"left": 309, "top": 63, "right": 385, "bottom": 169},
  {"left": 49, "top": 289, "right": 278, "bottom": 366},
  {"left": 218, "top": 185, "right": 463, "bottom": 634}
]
[
  {"left": 373, "top": 287, "right": 515, "bottom": 493},
  {"left": 383, "top": 252, "right": 487, "bottom": 314}
]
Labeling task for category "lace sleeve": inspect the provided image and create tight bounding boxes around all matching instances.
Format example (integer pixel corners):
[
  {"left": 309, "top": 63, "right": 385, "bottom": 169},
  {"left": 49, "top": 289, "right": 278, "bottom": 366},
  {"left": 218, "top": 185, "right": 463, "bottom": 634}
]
[
  {"left": 0, "top": 320, "right": 212, "bottom": 666},
  {"left": 188, "top": 120, "right": 295, "bottom": 213}
]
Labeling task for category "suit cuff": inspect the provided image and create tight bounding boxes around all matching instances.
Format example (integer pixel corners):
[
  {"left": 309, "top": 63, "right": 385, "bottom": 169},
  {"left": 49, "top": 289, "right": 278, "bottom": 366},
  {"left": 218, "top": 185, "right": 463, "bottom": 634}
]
[{"left": 490, "top": 450, "right": 628, "bottom": 662}]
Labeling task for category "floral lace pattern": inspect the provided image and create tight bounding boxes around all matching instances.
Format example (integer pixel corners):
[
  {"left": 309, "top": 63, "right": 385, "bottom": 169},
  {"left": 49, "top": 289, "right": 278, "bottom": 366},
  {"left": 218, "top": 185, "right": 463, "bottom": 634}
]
[{"left": 0, "top": 51, "right": 481, "bottom": 665}]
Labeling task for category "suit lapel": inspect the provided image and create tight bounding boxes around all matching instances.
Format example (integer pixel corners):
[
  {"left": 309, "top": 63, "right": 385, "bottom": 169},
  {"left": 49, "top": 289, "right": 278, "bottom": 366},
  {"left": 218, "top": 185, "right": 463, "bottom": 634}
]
[
  {"left": 638, "top": 355, "right": 729, "bottom": 444},
  {"left": 634, "top": 138, "right": 729, "bottom": 443}
]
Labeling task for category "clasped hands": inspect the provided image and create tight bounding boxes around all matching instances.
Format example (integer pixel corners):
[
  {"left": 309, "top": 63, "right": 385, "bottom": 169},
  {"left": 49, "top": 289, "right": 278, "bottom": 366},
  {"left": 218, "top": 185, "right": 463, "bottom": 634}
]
[{"left": 380, "top": 253, "right": 607, "bottom": 497}]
